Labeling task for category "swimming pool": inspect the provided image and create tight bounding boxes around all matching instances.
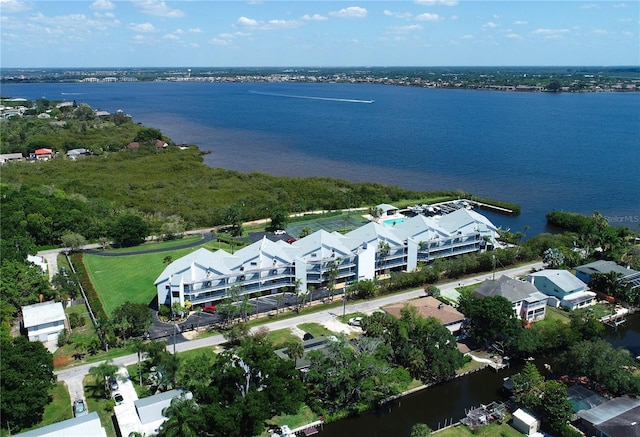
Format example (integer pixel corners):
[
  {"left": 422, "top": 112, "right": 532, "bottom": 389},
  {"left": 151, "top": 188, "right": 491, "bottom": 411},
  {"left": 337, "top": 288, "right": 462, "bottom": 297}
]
[{"left": 383, "top": 218, "right": 406, "bottom": 226}]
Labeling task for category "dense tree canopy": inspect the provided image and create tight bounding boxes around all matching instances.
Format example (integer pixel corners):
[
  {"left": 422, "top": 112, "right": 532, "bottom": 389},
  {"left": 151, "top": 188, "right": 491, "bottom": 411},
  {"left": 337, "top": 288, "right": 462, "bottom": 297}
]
[
  {"left": 170, "top": 335, "right": 305, "bottom": 437},
  {"left": 457, "top": 294, "right": 520, "bottom": 347},
  {"left": 0, "top": 334, "right": 56, "bottom": 432},
  {"left": 110, "top": 214, "right": 149, "bottom": 247},
  {"left": 111, "top": 301, "right": 153, "bottom": 339},
  {"left": 305, "top": 335, "right": 411, "bottom": 416},
  {"left": 0, "top": 260, "right": 54, "bottom": 318}
]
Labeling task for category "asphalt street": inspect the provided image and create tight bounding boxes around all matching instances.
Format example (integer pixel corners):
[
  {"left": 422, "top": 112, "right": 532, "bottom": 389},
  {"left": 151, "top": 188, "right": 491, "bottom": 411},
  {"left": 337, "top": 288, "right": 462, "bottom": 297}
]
[{"left": 55, "top": 260, "right": 543, "bottom": 407}]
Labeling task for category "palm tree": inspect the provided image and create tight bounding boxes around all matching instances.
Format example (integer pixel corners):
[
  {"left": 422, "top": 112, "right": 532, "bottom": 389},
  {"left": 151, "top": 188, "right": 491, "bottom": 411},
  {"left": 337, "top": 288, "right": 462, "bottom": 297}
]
[
  {"left": 88, "top": 360, "right": 118, "bottom": 398},
  {"left": 284, "top": 340, "right": 305, "bottom": 368},
  {"left": 131, "top": 339, "right": 147, "bottom": 386},
  {"left": 157, "top": 396, "right": 200, "bottom": 437}
]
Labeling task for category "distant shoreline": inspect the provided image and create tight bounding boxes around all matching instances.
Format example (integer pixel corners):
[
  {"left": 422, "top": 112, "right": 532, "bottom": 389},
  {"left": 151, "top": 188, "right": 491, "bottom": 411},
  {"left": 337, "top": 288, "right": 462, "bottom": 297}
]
[{"left": 2, "top": 66, "right": 638, "bottom": 93}]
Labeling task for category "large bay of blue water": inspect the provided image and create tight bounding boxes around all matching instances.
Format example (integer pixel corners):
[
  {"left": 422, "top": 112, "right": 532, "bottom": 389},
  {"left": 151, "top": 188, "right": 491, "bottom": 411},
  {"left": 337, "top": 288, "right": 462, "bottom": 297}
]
[{"left": 4, "top": 82, "right": 639, "bottom": 236}]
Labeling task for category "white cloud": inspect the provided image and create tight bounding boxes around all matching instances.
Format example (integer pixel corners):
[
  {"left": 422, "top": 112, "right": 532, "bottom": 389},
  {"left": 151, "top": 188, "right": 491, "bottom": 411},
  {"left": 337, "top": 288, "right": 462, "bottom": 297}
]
[
  {"left": 189, "top": 28, "right": 201, "bottom": 33},
  {"left": 505, "top": 33, "right": 523, "bottom": 40},
  {"left": 131, "top": 22, "right": 157, "bottom": 33},
  {"left": 330, "top": 7, "right": 367, "bottom": 18},
  {"left": 531, "top": 28, "right": 570, "bottom": 38},
  {"left": 301, "top": 13, "right": 328, "bottom": 21},
  {"left": 514, "top": 20, "right": 528, "bottom": 25},
  {"left": 482, "top": 21, "right": 498, "bottom": 29},
  {"left": 461, "top": 34, "right": 474, "bottom": 39},
  {"left": 235, "top": 16, "right": 300, "bottom": 30},
  {"left": 236, "top": 16, "right": 258, "bottom": 28},
  {"left": 133, "top": 0, "right": 184, "bottom": 18},
  {"left": 90, "top": 0, "right": 115, "bottom": 10},
  {"left": 0, "top": 0, "right": 31, "bottom": 13},
  {"left": 384, "top": 10, "right": 413, "bottom": 19},
  {"left": 415, "top": 0, "right": 458, "bottom": 5},
  {"left": 590, "top": 29, "right": 608, "bottom": 35},
  {"left": 386, "top": 24, "right": 422, "bottom": 34},
  {"left": 415, "top": 13, "right": 441, "bottom": 21},
  {"left": 163, "top": 33, "right": 179, "bottom": 40},
  {"left": 580, "top": 3, "right": 601, "bottom": 8}
]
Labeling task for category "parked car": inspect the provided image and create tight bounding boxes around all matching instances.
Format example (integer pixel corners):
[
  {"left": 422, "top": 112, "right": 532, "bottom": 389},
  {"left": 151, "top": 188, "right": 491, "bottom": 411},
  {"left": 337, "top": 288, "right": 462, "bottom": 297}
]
[
  {"left": 303, "top": 332, "right": 314, "bottom": 341},
  {"left": 274, "top": 229, "right": 286, "bottom": 235},
  {"left": 73, "top": 399, "right": 87, "bottom": 417},
  {"left": 59, "top": 266, "right": 67, "bottom": 276},
  {"left": 348, "top": 317, "right": 363, "bottom": 326},
  {"left": 286, "top": 238, "right": 297, "bottom": 244},
  {"left": 203, "top": 305, "right": 216, "bottom": 314},
  {"left": 112, "top": 392, "right": 124, "bottom": 405},
  {"left": 108, "top": 376, "right": 119, "bottom": 391}
]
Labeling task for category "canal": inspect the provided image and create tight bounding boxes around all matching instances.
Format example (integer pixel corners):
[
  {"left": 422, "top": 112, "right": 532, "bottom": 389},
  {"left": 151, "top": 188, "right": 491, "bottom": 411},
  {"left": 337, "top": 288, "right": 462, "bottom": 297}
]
[{"left": 323, "top": 313, "right": 640, "bottom": 436}]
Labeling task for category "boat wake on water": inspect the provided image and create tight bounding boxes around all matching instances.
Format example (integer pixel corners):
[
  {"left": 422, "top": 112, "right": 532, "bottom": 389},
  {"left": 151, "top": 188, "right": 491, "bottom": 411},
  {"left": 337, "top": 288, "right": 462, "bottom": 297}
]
[{"left": 249, "top": 90, "right": 374, "bottom": 103}]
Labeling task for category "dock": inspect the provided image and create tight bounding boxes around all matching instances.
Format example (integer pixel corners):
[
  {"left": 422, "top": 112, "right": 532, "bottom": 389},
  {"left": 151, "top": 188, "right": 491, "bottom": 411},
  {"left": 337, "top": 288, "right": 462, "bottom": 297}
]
[
  {"left": 403, "top": 198, "right": 514, "bottom": 218},
  {"left": 601, "top": 307, "right": 629, "bottom": 328}
]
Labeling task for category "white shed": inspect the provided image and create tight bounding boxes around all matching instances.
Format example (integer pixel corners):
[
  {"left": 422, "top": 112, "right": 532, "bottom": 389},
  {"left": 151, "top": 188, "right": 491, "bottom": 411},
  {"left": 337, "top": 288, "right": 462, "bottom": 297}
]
[{"left": 512, "top": 408, "right": 540, "bottom": 436}]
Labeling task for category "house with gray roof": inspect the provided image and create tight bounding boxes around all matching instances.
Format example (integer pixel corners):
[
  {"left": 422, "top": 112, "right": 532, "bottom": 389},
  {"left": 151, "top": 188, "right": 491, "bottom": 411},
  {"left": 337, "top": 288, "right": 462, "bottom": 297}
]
[
  {"left": 576, "top": 396, "right": 640, "bottom": 437},
  {"left": 527, "top": 269, "right": 596, "bottom": 310},
  {"left": 114, "top": 389, "right": 190, "bottom": 437},
  {"left": 15, "top": 412, "right": 106, "bottom": 437},
  {"left": 21, "top": 300, "right": 68, "bottom": 350},
  {"left": 156, "top": 207, "right": 499, "bottom": 310},
  {"left": 575, "top": 260, "right": 640, "bottom": 292},
  {"left": 475, "top": 275, "right": 547, "bottom": 322}
]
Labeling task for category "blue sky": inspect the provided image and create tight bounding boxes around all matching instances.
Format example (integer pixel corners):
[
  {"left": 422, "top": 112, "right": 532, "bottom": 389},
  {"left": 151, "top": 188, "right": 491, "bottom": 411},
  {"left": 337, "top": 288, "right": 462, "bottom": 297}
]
[{"left": 1, "top": 0, "right": 638, "bottom": 68}]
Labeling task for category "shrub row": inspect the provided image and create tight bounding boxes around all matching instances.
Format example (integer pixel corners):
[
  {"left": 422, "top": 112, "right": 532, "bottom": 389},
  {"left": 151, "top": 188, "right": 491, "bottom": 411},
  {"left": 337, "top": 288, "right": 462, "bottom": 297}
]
[{"left": 69, "top": 252, "right": 107, "bottom": 322}]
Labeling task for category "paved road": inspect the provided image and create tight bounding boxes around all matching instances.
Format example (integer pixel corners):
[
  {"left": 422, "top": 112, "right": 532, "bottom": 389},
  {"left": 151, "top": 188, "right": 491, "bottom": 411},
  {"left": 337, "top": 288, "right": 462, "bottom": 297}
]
[{"left": 55, "top": 261, "right": 543, "bottom": 403}]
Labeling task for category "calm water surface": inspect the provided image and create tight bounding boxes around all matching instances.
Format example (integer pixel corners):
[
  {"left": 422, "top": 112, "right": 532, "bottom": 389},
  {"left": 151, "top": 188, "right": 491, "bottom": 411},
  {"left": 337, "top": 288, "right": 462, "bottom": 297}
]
[
  {"left": 324, "top": 314, "right": 640, "bottom": 436},
  {"left": 3, "top": 82, "right": 639, "bottom": 236}
]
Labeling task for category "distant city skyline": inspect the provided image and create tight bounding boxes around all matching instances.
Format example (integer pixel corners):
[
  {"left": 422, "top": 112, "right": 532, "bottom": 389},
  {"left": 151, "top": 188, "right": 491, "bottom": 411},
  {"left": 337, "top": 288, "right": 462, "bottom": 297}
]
[{"left": 0, "top": 0, "right": 638, "bottom": 68}]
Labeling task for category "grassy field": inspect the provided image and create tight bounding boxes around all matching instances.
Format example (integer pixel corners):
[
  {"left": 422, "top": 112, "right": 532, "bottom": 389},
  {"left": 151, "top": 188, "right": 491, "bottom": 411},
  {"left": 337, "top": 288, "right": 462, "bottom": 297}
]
[
  {"left": 99, "top": 235, "right": 204, "bottom": 254},
  {"left": 84, "top": 246, "right": 203, "bottom": 315},
  {"left": 27, "top": 382, "right": 73, "bottom": 430}
]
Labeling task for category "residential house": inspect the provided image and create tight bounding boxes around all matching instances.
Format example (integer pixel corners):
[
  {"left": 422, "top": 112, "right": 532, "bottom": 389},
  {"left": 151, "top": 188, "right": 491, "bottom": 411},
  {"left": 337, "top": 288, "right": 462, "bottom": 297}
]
[
  {"left": 114, "top": 387, "right": 190, "bottom": 436},
  {"left": 34, "top": 148, "right": 54, "bottom": 160},
  {"left": 275, "top": 336, "right": 339, "bottom": 370},
  {"left": 156, "top": 207, "right": 499, "bottom": 309},
  {"left": 22, "top": 300, "right": 68, "bottom": 350},
  {"left": 475, "top": 275, "right": 547, "bottom": 322},
  {"left": 15, "top": 412, "right": 106, "bottom": 437},
  {"left": 27, "top": 254, "right": 48, "bottom": 274},
  {"left": 155, "top": 139, "right": 168, "bottom": 148},
  {"left": 66, "top": 148, "right": 90, "bottom": 160},
  {"left": 382, "top": 296, "right": 466, "bottom": 337},
  {"left": 576, "top": 396, "right": 640, "bottom": 437},
  {"left": 128, "top": 141, "right": 140, "bottom": 149},
  {"left": 527, "top": 269, "right": 596, "bottom": 310},
  {"left": 0, "top": 152, "right": 24, "bottom": 164},
  {"left": 575, "top": 260, "right": 640, "bottom": 292}
]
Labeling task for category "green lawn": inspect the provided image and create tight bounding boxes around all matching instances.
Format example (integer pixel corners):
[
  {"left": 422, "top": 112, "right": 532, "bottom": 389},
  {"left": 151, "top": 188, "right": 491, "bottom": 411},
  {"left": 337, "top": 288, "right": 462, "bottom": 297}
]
[
  {"left": 100, "top": 235, "right": 204, "bottom": 254},
  {"left": 260, "top": 404, "right": 319, "bottom": 437},
  {"left": 297, "top": 322, "right": 334, "bottom": 338},
  {"left": 27, "top": 382, "right": 73, "bottom": 430},
  {"left": 84, "top": 246, "right": 202, "bottom": 315},
  {"left": 267, "top": 328, "right": 301, "bottom": 349}
]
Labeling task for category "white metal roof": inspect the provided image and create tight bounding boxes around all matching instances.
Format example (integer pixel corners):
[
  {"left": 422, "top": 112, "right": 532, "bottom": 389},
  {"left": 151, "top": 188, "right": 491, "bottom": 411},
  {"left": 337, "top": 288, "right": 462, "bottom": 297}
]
[{"left": 22, "top": 300, "right": 66, "bottom": 329}]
